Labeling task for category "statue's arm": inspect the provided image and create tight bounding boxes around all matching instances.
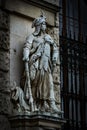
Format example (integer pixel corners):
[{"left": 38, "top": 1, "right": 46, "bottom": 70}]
[
  {"left": 23, "top": 34, "right": 34, "bottom": 61},
  {"left": 52, "top": 43, "right": 58, "bottom": 65}
]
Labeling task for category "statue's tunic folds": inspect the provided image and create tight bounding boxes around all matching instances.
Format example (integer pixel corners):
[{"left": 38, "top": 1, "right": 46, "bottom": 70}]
[{"left": 24, "top": 33, "right": 58, "bottom": 102}]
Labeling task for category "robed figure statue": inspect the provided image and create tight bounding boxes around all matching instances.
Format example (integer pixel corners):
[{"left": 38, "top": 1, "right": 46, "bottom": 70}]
[{"left": 22, "top": 13, "right": 60, "bottom": 114}]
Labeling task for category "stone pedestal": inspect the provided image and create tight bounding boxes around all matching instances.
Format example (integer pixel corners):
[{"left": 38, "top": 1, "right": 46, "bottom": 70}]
[{"left": 9, "top": 113, "right": 66, "bottom": 130}]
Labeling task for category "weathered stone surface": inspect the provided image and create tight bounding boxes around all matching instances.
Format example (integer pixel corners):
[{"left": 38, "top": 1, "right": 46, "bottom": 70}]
[
  {"left": 0, "top": 93, "right": 11, "bottom": 114},
  {"left": 47, "top": 22, "right": 61, "bottom": 108},
  {"left": 55, "top": 12, "right": 59, "bottom": 27},
  {"left": 48, "top": 27, "right": 59, "bottom": 46},
  {"left": 0, "top": 71, "right": 10, "bottom": 92},
  {"left": 0, "top": 9, "right": 10, "bottom": 50},
  {"left": 0, "top": 51, "right": 9, "bottom": 72},
  {"left": 53, "top": 73, "right": 59, "bottom": 84},
  {"left": 54, "top": 85, "right": 61, "bottom": 103},
  {"left": 0, "top": 115, "right": 11, "bottom": 130},
  {"left": 0, "top": 9, "right": 9, "bottom": 29},
  {"left": 0, "top": 31, "right": 9, "bottom": 50},
  {"left": 0, "top": 8, "right": 10, "bottom": 116}
]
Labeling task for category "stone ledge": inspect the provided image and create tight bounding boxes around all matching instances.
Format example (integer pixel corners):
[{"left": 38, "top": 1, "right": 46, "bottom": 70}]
[
  {"left": 5, "top": 0, "right": 56, "bottom": 26},
  {"left": 9, "top": 114, "right": 66, "bottom": 129},
  {"left": 23, "top": 0, "right": 60, "bottom": 12},
  {"left": 42, "top": 0, "right": 59, "bottom": 6}
]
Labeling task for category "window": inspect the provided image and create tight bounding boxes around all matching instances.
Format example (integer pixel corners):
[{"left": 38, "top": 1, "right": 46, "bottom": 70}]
[{"left": 59, "top": 0, "right": 87, "bottom": 129}]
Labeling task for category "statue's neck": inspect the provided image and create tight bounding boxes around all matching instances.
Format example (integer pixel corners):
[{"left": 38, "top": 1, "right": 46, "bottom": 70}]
[
  {"left": 40, "top": 31, "right": 46, "bottom": 36},
  {"left": 33, "top": 30, "right": 46, "bottom": 37}
]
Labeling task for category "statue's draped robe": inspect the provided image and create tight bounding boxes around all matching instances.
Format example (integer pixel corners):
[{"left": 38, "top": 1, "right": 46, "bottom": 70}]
[{"left": 24, "top": 34, "right": 58, "bottom": 102}]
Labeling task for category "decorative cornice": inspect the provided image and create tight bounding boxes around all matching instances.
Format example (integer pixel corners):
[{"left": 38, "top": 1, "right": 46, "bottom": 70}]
[
  {"left": 23, "top": 0, "right": 60, "bottom": 13},
  {"left": 42, "top": 0, "right": 59, "bottom": 6}
]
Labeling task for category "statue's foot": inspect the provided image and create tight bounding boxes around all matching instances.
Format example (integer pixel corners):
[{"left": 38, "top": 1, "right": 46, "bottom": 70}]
[
  {"left": 40, "top": 101, "right": 50, "bottom": 112},
  {"left": 33, "top": 104, "right": 39, "bottom": 112},
  {"left": 50, "top": 101, "right": 63, "bottom": 114}
]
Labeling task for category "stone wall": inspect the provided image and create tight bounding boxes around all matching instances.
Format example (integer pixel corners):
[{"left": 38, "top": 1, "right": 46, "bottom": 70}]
[
  {"left": 0, "top": 8, "right": 11, "bottom": 130},
  {"left": 10, "top": 14, "right": 33, "bottom": 85},
  {"left": 0, "top": 8, "right": 11, "bottom": 115}
]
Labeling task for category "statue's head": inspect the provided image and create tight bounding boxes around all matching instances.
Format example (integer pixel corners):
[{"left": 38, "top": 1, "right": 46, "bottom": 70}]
[{"left": 32, "top": 13, "right": 46, "bottom": 35}]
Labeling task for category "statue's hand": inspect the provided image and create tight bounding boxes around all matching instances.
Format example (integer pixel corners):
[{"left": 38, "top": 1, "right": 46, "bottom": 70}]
[
  {"left": 23, "top": 56, "right": 29, "bottom": 62},
  {"left": 29, "top": 55, "right": 37, "bottom": 64},
  {"left": 52, "top": 56, "right": 57, "bottom": 63}
]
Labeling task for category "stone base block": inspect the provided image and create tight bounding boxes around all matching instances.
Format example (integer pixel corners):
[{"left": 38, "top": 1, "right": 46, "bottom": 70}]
[{"left": 9, "top": 113, "right": 66, "bottom": 130}]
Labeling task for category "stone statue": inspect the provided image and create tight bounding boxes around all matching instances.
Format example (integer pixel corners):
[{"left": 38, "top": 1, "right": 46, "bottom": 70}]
[
  {"left": 11, "top": 82, "right": 30, "bottom": 113},
  {"left": 22, "top": 13, "right": 60, "bottom": 114}
]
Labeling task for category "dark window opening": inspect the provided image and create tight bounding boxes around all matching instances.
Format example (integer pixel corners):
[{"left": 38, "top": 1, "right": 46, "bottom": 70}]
[{"left": 59, "top": 0, "right": 87, "bottom": 129}]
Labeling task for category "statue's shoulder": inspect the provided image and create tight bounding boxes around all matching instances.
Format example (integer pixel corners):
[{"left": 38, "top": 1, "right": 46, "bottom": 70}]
[
  {"left": 44, "top": 33, "right": 54, "bottom": 45},
  {"left": 44, "top": 33, "right": 51, "bottom": 37},
  {"left": 44, "top": 33, "right": 53, "bottom": 39},
  {"left": 26, "top": 34, "right": 35, "bottom": 44}
]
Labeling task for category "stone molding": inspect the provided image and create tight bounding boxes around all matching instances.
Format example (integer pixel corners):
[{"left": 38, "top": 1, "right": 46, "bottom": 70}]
[
  {"left": 42, "top": 0, "right": 59, "bottom": 6},
  {"left": 9, "top": 114, "right": 66, "bottom": 130},
  {"left": 23, "top": 0, "right": 60, "bottom": 12}
]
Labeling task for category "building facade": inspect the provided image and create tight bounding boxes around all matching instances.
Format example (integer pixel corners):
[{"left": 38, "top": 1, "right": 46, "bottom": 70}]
[{"left": 0, "top": 0, "right": 87, "bottom": 130}]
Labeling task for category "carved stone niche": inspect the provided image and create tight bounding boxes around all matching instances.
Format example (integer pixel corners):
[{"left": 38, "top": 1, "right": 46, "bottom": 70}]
[{"left": 5, "top": 0, "right": 66, "bottom": 129}]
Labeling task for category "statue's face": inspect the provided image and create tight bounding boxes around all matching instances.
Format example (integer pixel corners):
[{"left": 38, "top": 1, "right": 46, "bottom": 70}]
[{"left": 41, "top": 21, "right": 46, "bottom": 31}]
